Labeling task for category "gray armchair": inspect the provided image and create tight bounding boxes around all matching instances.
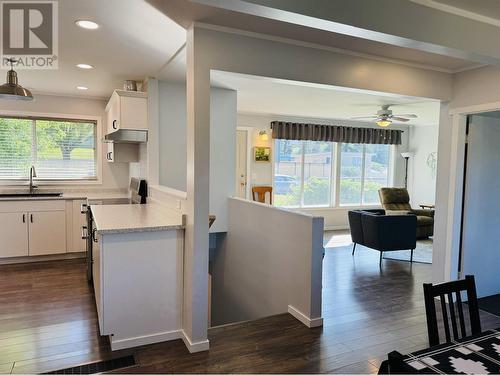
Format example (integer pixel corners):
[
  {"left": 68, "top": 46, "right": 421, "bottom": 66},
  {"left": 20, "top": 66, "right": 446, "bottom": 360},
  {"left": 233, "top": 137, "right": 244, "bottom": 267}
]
[{"left": 378, "top": 187, "right": 434, "bottom": 239}]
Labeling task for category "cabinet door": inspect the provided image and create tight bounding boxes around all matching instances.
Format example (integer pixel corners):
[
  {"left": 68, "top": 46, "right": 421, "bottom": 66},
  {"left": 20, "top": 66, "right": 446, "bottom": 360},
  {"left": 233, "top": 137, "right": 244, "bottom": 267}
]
[
  {"left": 106, "top": 93, "right": 120, "bottom": 133},
  {"left": 0, "top": 212, "right": 28, "bottom": 258},
  {"left": 106, "top": 143, "right": 114, "bottom": 163},
  {"left": 70, "top": 200, "right": 87, "bottom": 253},
  {"left": 29, "top": 211, "right": 67, "bottom": 256}
]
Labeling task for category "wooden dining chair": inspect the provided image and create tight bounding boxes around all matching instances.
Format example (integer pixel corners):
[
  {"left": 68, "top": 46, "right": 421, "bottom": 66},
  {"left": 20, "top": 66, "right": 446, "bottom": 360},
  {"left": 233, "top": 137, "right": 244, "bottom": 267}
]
[
  {"left": 252, "top": 186, "right": 273, "bottom": 205},
  {"left": 423, "top": 275, "right": 482, "bottom": 347}
]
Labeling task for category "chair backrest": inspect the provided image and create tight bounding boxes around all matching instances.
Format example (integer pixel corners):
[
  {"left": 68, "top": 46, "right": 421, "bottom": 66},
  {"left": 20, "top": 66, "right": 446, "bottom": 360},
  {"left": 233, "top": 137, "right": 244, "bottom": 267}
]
[
  {"left": 423, "top": 275, "right": 482, "bottom": 347},
  {"left": 378, "top": 187, "right": 412, "bottom": 211},
  {"left": 252, "top": 186, "right": 273, "bottom": 204}
]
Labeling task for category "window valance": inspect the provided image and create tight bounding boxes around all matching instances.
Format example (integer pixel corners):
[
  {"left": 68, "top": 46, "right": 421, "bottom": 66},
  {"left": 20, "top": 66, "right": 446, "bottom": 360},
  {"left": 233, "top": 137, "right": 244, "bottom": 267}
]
[{"left": 270, "top": 121, "right": 402, "bottom": 145}]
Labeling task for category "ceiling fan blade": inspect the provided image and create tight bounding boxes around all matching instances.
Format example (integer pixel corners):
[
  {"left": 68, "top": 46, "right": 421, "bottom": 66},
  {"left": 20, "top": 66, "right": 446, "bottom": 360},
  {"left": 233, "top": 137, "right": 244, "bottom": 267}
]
[
  {"left": 391, "top": 117, "right": 410, "bottom": 122},
  {"left": 350, "top": 116, "right": 378, "bottom": 119},
  {"left": 394, "top": 114, "right": 417, "bottom": 118}
]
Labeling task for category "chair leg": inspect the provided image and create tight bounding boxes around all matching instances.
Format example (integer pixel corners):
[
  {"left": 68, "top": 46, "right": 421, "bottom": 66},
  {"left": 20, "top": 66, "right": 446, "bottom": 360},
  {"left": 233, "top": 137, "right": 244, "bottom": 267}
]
[
  {"left": 410, "top": 249, "right": 414, "bottom": 263},
  {"left": 352, "top": 243, "right": 357, "bottom": 256},
  {"left": 379, "top": 251, "right": 383, "bottom": 266}
]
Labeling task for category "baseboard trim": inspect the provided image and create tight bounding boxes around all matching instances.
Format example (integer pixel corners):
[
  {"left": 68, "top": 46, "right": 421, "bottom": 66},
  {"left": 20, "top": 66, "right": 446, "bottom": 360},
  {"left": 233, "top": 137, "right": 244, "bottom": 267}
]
[
  {"left": 0, "top": 252, "right": 85, "bottom": 265},
  {"left": 181, "top": 330, "right": 210, "bottom": 353},
  {"left": 110, "top": 330, "right": 183, "bottom": 351},
  {"left": 288, "top": 305, "right": 323, "bottom": 328},
  {"left": 324, "top": 225, "right": 349, "bottom": 231}
]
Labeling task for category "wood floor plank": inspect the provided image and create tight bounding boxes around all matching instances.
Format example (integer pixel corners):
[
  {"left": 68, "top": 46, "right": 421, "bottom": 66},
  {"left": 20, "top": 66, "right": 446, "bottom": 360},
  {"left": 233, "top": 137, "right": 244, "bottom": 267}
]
[{"left": 1, "top": 238, "right": 500, "bottom": 373}]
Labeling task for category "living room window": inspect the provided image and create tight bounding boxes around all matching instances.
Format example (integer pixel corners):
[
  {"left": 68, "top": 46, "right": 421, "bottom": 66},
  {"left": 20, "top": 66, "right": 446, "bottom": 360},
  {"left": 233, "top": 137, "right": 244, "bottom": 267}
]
[
  {"left": 0, "top": 116, "right": 97, "bottom": 180},
  {"left": 339, "top": 143, "right": 391, "bottom": 206},
  {"left": 274, "top": 139, "right": 392, "bottom": 208}
]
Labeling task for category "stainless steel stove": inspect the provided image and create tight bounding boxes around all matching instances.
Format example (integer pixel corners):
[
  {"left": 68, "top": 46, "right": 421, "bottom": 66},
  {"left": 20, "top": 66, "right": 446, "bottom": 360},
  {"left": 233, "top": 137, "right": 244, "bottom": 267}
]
[{"left": 81, "top": 178, "right": 147, "bottom": 282}]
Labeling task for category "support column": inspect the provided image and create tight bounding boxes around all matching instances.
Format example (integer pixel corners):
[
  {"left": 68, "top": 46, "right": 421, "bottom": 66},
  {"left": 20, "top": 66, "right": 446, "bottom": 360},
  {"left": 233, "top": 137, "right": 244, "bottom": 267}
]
[{"left": 182, "top": 25, "right": 210, "bottom": 352}]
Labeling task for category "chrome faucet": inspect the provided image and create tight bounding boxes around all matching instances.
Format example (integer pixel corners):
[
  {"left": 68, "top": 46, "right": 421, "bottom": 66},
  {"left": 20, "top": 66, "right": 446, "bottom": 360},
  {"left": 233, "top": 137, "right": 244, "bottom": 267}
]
[{"left": 29, "top": 165, "right": 37, "bottom": 194}]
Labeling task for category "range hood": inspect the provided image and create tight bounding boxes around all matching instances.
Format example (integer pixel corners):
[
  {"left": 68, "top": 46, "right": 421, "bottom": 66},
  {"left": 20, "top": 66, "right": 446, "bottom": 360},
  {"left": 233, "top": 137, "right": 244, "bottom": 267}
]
[{"left": 104, "top": 129, "right": 148, "bottom": 143}]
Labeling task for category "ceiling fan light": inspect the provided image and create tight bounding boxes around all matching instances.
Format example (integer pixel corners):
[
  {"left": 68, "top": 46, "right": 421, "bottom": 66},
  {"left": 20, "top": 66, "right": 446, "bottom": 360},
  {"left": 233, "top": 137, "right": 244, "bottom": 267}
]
[{"left": 376, "top": 119, "right": 391, "bottom": 127}]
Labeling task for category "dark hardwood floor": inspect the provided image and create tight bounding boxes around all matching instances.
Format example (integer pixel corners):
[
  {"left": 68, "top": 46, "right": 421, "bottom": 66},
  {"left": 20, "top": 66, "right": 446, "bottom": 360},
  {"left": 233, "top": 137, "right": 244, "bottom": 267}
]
[{"left": 1, "top": 243, "right": 500, "bottom": 373}]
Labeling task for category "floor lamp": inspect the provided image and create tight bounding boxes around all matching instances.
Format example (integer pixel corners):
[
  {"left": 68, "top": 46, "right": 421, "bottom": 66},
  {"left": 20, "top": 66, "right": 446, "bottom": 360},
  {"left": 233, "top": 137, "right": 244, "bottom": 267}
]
[{"left": 401, "top": 152, "right": 413, "bottom": 189}]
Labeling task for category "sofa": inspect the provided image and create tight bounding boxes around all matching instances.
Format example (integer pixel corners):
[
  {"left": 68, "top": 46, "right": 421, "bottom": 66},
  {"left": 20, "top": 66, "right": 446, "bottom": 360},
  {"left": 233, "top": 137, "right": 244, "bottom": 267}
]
[
  {"left": 378, "top": 187, "right": 434, "bottom": 239},
  {"left": 348, "top": 209, "right": 417, "bottom": 265}
]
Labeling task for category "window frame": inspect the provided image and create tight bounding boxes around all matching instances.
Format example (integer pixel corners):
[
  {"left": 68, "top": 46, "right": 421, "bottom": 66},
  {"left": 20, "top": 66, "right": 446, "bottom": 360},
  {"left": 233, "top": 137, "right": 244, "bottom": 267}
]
[
  {"left": 273, "top": 139, "right": 394, "bottom": 209},
  {"left": 0, "top": 111, "right": 102, "bottom": 185}
]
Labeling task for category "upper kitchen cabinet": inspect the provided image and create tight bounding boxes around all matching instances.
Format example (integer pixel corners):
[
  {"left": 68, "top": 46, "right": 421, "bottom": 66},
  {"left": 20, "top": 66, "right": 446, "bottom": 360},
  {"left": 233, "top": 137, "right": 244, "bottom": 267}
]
[{"left": 105, "top": 90, "right": 148, "bottom": 134}]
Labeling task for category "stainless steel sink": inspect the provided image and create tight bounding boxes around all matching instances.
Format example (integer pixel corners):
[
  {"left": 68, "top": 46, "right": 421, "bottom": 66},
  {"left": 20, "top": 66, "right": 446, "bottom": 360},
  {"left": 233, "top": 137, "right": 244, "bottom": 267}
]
[{"left": 0, "top": 192, "right": 63, "bottom": 198}]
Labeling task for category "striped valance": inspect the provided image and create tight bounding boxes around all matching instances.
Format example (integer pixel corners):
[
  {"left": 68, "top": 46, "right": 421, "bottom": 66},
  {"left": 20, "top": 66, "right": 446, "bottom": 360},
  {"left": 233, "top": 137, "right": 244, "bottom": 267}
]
[{"left": 271, "top": 121, "right": 402, "bottom": 145}]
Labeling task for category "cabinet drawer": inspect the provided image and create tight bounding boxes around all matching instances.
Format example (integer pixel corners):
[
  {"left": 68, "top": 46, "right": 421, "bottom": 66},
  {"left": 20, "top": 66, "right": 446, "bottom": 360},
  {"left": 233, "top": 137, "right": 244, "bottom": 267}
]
[{"left": 0, "top": 200, "right": 65, "bottom": 213}]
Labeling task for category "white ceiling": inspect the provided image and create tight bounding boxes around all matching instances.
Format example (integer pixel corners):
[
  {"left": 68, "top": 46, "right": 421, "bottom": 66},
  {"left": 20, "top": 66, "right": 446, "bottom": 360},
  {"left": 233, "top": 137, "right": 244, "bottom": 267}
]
[
  {"left": 212, "top": 71, "right": 441, "bottom": 127},
  {"left": 10, "top": 0, "right": 186, "bottom": 99}
]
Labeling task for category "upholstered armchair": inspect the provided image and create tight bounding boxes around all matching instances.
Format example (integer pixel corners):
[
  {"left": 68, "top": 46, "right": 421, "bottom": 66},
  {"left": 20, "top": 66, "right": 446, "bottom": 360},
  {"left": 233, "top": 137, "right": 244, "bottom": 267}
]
[{"left": 378, "top": 187, "right": 434, "bottom": 239}]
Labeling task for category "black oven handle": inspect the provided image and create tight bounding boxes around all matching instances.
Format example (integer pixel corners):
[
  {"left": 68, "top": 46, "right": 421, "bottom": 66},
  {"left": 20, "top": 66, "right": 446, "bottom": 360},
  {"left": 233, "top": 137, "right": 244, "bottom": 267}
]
[
  {"left": 81, "top": 226, "right": 88, "bottom": 240},
  {"left": 92, "top": 228, "right": 98, "bottom": 243}
]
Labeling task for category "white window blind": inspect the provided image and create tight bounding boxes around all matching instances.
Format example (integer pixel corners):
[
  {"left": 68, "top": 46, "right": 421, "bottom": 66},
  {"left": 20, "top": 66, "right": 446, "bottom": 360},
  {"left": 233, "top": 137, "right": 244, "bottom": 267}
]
[{"left": 0, "top": 117, "right": 97, "bottom": 180}]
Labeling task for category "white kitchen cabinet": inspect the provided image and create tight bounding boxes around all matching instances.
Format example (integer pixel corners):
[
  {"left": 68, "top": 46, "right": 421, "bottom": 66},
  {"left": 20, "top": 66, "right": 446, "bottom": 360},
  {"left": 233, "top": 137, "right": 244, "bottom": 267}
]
[
  {"left": 0, "top": 212, "right": 29, "bottom": 257},
  {"left": 105, "top": 142, "right": 138, "bottom": 163},
  {"left": 93, "top": 232, "right": 103, "bottom": 331},
  {"left": 28, "top": 211, "right": 67, "bottom": 256},
  {"left": 105, "top": 90, "right": 147, "bottom": 134}
]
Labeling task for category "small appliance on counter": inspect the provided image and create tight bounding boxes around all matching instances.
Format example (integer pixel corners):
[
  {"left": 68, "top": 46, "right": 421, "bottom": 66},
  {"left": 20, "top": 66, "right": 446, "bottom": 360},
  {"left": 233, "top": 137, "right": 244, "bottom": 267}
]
[{"left": 81, "top": 178, "right": 148, "bottom": 282}]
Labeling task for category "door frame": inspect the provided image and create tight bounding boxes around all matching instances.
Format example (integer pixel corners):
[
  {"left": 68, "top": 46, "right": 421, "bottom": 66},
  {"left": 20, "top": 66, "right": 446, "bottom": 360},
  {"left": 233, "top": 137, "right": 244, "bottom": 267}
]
[
  {"left": 442, "top": 101, "right": 500, "bottom": 283},
  {"left": 236, "top": 126, "right": 253, "bottom": 200}
]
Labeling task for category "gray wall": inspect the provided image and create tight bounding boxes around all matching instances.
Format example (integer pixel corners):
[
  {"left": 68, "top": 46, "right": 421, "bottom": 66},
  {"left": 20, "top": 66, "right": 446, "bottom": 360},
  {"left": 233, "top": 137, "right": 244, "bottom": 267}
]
[
  {"left": 461, "top": 114, "right": 500, "bottom": 297},
  {"left": 211, "top": 198, "right": 324, "bottom": 326},
  {"left": 159, "top": 82, "right": 188, "bottom": 191},
  {"left": 157, "top": 82, "right": 237, "bottom": 232}
]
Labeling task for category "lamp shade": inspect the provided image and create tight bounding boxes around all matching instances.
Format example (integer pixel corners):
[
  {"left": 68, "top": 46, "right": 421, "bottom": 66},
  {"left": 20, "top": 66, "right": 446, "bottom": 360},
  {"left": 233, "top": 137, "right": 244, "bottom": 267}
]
[{"left": 0, "top": 69, "right": 33, "bottom": 101}]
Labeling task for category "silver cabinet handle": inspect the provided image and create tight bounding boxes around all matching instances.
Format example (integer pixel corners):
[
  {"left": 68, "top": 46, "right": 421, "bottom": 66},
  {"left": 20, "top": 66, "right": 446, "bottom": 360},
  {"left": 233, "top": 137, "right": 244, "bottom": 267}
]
[
  {"left": 80, "top": 203, "right": 88, "bottom": 214},
  {"left": 92, "top": 228, "right": 98, "bottom": 243},
  {"left": 81, "top": 226, "right": 88, "bottom": 239}
]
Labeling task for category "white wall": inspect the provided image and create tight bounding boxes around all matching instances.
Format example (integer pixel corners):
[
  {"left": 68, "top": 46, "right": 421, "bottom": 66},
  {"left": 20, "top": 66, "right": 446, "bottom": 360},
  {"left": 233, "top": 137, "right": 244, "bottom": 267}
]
[
  {"left": 408, "top": 125, "right": 439, "bottom": 207},
  {"left": 211, "top": 197, "right": 324, "bottom": 327},
  {"left": 237, "top": 112, "right": 411, "bottom": 229},
  {"left": 156, "top": 81, "right": 237, "bottom": 232},
  {"left": 0, "top": 93, "right": 130, "bottom": 190}
]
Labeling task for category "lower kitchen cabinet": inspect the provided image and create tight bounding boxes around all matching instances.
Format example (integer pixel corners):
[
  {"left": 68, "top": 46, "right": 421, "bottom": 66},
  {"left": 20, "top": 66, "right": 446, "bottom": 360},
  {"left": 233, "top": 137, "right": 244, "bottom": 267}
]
[
  {"left": 28, "top": 211, "right": 67, "bottom": 256},
  {"left": 0, "top": 200, "right": 67, "bottom": 259},
  {"left": 0, "top": 212, "right": 29, "bottom": 257}
]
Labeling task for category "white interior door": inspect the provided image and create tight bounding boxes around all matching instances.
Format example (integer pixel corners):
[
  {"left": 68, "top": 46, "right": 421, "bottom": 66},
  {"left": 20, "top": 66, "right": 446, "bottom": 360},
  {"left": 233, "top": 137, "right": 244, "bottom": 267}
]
[
  {"left": 235, "top": 130, "right": 248, "bottom": 199},
  {"left": 461, "top": 114, "right": 500, "bottom": 297}
]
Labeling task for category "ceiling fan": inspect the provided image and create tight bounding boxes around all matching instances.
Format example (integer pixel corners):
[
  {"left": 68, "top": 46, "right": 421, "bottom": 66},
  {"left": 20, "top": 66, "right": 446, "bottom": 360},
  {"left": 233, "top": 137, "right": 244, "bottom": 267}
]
[{"left": 351, "top": 104, "right": 417, "bottom": 127}]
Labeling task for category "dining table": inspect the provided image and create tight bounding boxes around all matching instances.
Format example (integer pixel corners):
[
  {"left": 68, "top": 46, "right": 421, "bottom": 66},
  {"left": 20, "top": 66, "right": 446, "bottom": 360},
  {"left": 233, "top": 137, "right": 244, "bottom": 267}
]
[{"left": 380, "top": 328, "right": 500, "bottom": 374}]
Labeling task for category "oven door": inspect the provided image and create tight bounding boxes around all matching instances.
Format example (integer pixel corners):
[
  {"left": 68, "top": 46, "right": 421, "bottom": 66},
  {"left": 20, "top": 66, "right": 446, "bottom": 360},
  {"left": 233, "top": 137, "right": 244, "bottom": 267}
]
[{"left": 81, "top": 203, "right": 93, "bottom": 283}]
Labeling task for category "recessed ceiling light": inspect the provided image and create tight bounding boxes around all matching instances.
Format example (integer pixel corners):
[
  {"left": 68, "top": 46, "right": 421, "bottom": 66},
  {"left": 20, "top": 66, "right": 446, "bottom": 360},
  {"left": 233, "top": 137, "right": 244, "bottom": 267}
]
[
  {"left": 75, "top": 20, "right": 99, "bottom": 30},
  {"left": 77, "top": 86, "right": 88, "bottom": 90},
  {"left": 76, "top": 63, "right": 94, "bottom": 70}
]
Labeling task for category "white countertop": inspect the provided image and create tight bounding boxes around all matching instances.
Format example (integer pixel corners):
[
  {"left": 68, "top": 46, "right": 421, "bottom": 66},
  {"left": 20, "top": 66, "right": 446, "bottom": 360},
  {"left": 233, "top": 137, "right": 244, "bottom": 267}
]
[
  {"left": 90, "top": 203, "right": 185, "bottom": 234},
  {"left": 0, "top": 189, "right": 129, "bottom": 201}
]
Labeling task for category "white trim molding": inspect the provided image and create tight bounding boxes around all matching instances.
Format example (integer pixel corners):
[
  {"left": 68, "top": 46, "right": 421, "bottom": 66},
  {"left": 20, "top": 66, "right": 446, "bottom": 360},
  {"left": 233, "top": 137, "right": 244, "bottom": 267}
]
[
  {"left": 288, "top": 305, "right": 323, "bottom": 328},
  {"left": 110, "top": 330, "right": 183, "bottom": 351},
  {"left": 181, "top": 330, "right": 210, "bottom": 353}
]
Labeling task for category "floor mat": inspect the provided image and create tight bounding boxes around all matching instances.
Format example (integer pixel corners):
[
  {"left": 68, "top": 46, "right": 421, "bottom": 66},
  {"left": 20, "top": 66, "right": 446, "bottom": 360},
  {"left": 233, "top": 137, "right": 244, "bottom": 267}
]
[
  {"left": 43, "top": 355, "right": 136, "bottom": 374},
  {"left": 477, "top": 294, "right": 500, "bottom": 317}
]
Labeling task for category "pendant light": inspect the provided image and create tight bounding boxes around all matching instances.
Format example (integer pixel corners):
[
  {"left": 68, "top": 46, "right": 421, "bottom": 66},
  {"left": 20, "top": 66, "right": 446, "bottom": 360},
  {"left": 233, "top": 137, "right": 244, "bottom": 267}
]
[{"left": 0, "top": 59, "right": 33, "bottom": 101}]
